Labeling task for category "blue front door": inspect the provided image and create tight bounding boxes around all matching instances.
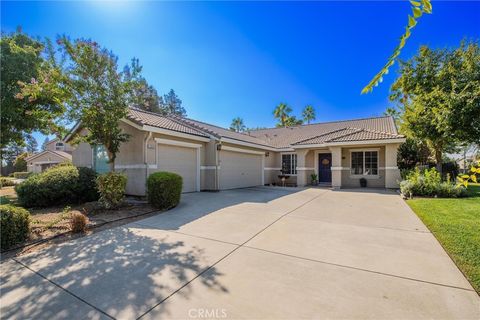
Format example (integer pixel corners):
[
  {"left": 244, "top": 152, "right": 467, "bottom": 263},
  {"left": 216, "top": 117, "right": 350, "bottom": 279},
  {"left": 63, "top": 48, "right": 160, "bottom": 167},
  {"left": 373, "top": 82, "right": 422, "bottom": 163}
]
[{"left": 318, "top": 153, "right": 332, "bottom": 183}]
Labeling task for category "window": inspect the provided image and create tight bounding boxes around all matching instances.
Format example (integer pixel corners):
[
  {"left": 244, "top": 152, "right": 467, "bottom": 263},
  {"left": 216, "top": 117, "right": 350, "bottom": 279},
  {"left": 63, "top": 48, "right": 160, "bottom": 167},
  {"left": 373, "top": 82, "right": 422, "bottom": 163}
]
[
  {"left": 55, "top": 142, "right": 64, "bottom": 151},
  {"left": 351, "top": 151, "right": 378, "bottom": 175},
  {"left": 281, "top": 154, "right": 297, "bottom": 175}
]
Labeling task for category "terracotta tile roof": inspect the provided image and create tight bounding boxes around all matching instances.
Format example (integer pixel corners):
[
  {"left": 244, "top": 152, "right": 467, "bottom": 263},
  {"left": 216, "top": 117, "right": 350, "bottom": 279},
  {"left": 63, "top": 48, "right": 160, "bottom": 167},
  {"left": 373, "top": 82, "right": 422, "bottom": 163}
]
[
  {"left": 294, "top": 127, "right": 403, "bottom": 145},
  {"left": 125, "top": 108, "right": 403, "bottom": 149},
  {"left": 249, "top": 116, "right": 402, "bottom": 148},
  {"left": 173, "top": 117, "right": 276, "bottom": 148},
  {"left": 127, "top": 108, "right": 210, "bottom": 138}
]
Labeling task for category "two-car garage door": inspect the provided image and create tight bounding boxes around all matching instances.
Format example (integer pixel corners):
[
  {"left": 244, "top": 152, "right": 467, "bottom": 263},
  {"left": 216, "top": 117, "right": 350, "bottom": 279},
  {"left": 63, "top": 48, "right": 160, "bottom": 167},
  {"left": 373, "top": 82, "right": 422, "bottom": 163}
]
[
  {"left": 219, "top": 150, "right": 263, "bottom": 189},
  {"left": 156, "top": 140, "right": 263, "bottom": 192}
]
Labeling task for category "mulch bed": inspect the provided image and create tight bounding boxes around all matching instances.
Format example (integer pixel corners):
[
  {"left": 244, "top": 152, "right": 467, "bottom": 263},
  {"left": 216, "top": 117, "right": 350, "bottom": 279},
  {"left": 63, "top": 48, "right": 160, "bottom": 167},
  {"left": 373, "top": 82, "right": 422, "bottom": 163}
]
[{"left": 1, "top": 200, "right": 164, "bottom": 260}]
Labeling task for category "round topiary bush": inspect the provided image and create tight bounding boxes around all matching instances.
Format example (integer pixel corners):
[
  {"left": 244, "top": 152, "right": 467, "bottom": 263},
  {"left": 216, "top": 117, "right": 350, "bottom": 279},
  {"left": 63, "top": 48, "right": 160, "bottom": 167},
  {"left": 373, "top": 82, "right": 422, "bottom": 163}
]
[
  {"left": 15, "top": 164, "right": 98, "bottom": 208},
  {"left": 96, "top": 172, "right": 127, "bottom": 209},
  {"left": 1, "top": 205, "right": 30, "bottom": 250},
  {"left": 147, "top": 172, "right": 183, "bottom": 209}
]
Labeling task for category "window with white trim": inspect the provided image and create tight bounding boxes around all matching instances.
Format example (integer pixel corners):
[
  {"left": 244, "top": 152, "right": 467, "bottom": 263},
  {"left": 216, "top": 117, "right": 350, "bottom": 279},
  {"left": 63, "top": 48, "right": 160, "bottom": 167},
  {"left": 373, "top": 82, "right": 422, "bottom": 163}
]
[
  {"left": 351, "top": 151, "right": 378, "bottom": 175},
  {"left": 281, "top": 154, "right": 297, "bottom": 175}
]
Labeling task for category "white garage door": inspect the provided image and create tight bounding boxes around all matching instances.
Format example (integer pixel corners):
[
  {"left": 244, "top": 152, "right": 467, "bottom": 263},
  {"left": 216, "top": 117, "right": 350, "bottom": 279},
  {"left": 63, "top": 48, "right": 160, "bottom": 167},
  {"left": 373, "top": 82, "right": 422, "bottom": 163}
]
[
  {"left": 157, "top": 144, "right": 198, "bottom": 193},
  {"left": 219, "top": 150, "right": 263, "bottom": 190}
]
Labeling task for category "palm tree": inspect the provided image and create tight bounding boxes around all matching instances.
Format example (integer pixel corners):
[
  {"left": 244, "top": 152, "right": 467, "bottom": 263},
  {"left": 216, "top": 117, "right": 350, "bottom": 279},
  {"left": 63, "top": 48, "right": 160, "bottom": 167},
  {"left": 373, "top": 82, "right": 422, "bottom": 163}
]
[
  {"left": 273, "top": 103, "right": 292, "bottom": 127},
  {"left": 302, "top": 105, "right": 316, "bottom": 124},
  {"left": 230, "top": 117, "right": 246, "bottom": 132}
]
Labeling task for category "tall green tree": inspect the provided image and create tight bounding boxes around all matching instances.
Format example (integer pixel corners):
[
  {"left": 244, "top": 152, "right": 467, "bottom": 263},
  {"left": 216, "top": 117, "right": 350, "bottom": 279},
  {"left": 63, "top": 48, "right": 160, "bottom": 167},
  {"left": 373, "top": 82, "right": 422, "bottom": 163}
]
[
  {"left": 41, "top": 137, "right": 50, "bottom": 151},
  {"left": 273, "top": 103, "right": 292, "bottom": 127},
  {"left": 25, "top": 135, "right": 38, "bottom": 153},
  {"left": 123, "top": 58, "right": 163, "bottom": 114},
  {"left": 21, "top": 37, "right": 146, "bottom": 171},
  {"left": 163, "top": 89, "right": 186, "bottom": 117},
  {"left": 0, "top": 30, "right": 66, "bottom": 148},
  {"left": 230, "top": 117, "right": 246, "bottom": 132},
  {"left": 383, "top": 107, "right": 402, "bottom": 127},
  {"left": 281, "top": 116, "right": 303, "bottom": 128},
  {"left": 390, "top": 40, "right": 480, "bottom": 172},
  {"left": 13, "top": 152, "right": 28, "bottom": 172},
  {"left": 302, "top": 105, "right": 316, "bottom": 124},
  {"left": 0, "top": 143, "right": 24, "bottom": 174}
]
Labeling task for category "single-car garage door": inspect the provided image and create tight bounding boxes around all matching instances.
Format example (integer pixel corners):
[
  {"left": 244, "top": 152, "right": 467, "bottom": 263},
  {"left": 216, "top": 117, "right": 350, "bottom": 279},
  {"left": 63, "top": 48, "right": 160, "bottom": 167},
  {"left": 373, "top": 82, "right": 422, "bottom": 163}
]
[
  {"left": 219, "top": 149, "right": 263, "bottom": 190},
  {"left": 157, "top": 144, "right": 198, "bottom": 193}
]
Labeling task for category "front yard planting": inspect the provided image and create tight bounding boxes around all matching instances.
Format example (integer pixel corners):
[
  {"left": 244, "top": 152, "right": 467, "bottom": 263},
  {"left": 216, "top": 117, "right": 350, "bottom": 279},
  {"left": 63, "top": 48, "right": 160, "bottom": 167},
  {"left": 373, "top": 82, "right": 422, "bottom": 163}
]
[{"left": 406, "top": 184, "right": 480, "bottom": 293}]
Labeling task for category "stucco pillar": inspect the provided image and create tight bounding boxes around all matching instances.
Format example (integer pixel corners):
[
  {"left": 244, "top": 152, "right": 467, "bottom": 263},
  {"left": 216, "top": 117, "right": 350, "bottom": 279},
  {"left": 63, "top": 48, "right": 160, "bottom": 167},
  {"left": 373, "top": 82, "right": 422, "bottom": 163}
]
[
  {"left": 296, "top": 149, "right": 309, "bottom": 187},
  {"left": 385, "top": 143, "right": 401, "bottom": 188},
  {"left": 329, "top": 146, "right": 342, "bottom": 188}
]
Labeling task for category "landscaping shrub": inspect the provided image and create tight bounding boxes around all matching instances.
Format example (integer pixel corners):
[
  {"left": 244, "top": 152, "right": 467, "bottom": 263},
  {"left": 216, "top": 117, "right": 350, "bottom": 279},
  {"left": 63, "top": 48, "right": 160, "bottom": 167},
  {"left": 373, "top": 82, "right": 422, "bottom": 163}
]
[
  {"left": 78, "top": 167, "right": 99, "bottom": 202},
  {"left": 0, "top": 205, "right": 30, "bottom": 249},
  {"left": 0, "top": 177, "right": 15, "bottom": 187},
  {"left": 13, "top": 153, "right": 28, "bottom": 172},
  {"left": 13, "top": 172, "right": 31, "bottom": 179},
  {"left": 15, "top": 165, "right": 98, "bottom": 208},
  {"left": 96, "top": 172, "right": 127, "bottom": 209},
  {"left": 70, "top": 212, "right": 88, "bottom": 233},
  {"left": 400, "top": 168, "right": 467, "bottom": 198},
  {"left": 147, "top": 172, "right": 182, "bottom": 209}
]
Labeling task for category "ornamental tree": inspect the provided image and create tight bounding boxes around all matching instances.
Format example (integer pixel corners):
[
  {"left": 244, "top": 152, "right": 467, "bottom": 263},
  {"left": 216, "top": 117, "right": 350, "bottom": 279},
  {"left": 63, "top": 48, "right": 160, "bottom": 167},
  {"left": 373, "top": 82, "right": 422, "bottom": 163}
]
[
  {"left": 0, "top": 30, "right": 67, "bottom": 148},
  {"left": 21, "top": 36, "right": 147, "bottom": 172},
  {"left": 390, "top": 40, "right": 480, "bottom": 173}
]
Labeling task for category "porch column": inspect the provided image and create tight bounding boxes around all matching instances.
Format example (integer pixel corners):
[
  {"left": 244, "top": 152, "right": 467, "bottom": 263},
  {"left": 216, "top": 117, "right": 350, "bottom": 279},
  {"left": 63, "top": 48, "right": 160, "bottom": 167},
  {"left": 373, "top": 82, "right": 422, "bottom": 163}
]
[
  {"left": 296, "top": 149, "right": 309, "bottom": 187},
  {"left": 385, "top": 143, "right": 401, "bottom": 188},
  {"left": 329, "top": 146, "right": 342, "bottom": 188}
]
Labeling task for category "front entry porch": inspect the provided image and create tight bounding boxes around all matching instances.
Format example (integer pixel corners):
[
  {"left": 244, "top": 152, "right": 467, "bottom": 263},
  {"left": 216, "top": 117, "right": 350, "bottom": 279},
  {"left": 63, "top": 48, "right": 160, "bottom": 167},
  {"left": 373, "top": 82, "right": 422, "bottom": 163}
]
[{"left": 294, "top": 144, "right": 402, "bottom": 189}]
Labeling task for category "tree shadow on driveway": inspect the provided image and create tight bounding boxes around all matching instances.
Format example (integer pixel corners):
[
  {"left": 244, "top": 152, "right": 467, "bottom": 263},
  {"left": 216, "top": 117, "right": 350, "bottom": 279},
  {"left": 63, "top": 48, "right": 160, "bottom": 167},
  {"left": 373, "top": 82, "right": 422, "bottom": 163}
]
[
  {"left": 1, "top": 187, "right": 309, "bottom": 319},
  {"left": 2, "top": 225, "right": 232, "bottom": 319}
]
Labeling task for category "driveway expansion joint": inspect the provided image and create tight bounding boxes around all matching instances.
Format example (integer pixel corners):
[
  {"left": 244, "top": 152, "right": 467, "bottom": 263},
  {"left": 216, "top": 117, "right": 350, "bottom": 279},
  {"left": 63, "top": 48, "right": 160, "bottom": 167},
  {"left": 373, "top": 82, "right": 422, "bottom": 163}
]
[
  {"left": 12, "top": 258, "right": 115, "bottom": 319},
  {"left": 137, "top": 191, "right": 329, "bottom": 319},
  {"left": 241, "top": 246, "right": 476, "bottom": 292}
]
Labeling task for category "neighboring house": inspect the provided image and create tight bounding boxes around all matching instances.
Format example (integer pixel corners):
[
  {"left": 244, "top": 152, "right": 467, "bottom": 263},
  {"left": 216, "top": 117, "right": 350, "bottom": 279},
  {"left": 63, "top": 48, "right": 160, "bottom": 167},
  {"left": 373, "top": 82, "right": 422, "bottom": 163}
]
[
  {"left": 65, "top": 107, "right": 405, "bottom": 196},
  {"left": 25, "top": 138, "right": 73, "bottom": 173}
]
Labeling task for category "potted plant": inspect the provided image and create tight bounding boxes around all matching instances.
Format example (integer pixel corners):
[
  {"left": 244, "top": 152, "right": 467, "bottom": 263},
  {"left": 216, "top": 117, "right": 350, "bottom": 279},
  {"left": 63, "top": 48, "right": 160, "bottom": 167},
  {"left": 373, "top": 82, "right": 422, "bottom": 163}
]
[
  {"left": 310, "top": 173, "right": 318, "bottom": 186},
  {"left": 360, "top": 177, "right": 367, "bottom": 188}
]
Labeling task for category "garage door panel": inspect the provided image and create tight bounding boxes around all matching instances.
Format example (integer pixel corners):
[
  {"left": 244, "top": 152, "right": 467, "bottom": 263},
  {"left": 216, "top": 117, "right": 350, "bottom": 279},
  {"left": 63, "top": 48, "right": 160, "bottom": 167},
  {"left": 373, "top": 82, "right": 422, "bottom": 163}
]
[
  {"left": 220, "top": 150, "right": 262, "bottom": 190},
  {"left": 157, "top": 145, "right": 197, "bottom": 193}
]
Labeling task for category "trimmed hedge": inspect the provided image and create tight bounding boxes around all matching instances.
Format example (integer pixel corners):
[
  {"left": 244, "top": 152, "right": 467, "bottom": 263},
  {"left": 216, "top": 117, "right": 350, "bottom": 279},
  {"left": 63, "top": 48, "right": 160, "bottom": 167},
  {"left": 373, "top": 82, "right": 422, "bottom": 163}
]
[
  {"left": 13, "top": 172, "right": 31, "bottom": 179},
  {"left": 147, "top": 172, "right": 182, "bottom": 209},
  {"left": 15, "top": 165, "right": 98, "bottom": 208},
  {"left": 96, "top": 172, "right": 127, "bottom": 209},
  {"left": 1, "top": 205, "right": 30, "bottom": 250}
]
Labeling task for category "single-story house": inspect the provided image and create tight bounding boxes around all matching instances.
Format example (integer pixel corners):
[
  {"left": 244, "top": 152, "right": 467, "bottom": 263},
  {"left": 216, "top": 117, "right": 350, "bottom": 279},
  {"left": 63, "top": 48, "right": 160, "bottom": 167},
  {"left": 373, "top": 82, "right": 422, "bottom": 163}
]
[
  {"left": 26, "top": 138, "right": 73, "bottom": 173},
  {"left": 65, "top": 107, "right": 405, "bottom": 196}
]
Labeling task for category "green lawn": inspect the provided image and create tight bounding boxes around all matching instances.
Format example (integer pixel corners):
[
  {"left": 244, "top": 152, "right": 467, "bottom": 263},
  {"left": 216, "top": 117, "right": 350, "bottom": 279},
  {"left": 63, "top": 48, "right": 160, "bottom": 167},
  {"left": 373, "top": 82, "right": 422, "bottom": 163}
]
[{"left": 407, "top": 184, "right": 480, "bottom": 293}]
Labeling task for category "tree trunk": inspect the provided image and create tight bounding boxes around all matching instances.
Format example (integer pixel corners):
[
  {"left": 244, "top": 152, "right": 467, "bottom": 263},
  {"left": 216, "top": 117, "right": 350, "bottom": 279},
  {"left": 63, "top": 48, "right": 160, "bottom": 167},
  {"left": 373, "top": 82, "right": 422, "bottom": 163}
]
[
  {"left": 435, "top": 148, "right": 442, "bottom": 174},
  {"left": 107, "top": 150, "right": 115, "bottom": 172}
]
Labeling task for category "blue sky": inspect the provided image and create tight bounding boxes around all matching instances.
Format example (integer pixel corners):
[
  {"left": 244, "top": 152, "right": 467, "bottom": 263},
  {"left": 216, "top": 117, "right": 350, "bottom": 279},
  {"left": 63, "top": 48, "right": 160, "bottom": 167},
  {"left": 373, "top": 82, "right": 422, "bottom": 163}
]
[{"left": 1, "top": 1, "right": 479, "bottom": 146}]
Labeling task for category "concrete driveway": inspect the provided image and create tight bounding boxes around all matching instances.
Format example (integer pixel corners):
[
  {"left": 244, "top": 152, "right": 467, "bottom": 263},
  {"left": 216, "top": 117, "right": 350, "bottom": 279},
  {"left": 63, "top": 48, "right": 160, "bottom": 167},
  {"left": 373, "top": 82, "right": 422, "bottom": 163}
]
[{"left": 1, "top": 187, "right": 479, "bottom": 319}]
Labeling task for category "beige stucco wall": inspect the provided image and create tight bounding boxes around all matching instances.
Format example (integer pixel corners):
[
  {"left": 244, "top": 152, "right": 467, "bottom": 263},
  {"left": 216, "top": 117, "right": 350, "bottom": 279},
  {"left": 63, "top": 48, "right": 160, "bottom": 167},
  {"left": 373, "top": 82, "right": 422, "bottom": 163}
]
[
  {"left": 340, "top": 146, "right": 386, "bottom": 188},
  {"left": 72, "top": 143, "right": 93, "bottom": 168},
  {"left": 264, "top": 152, "right": 280, "bottom": 185},
  {"left": 46, "top": 139, "right": 73, "bottom": 152}
]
